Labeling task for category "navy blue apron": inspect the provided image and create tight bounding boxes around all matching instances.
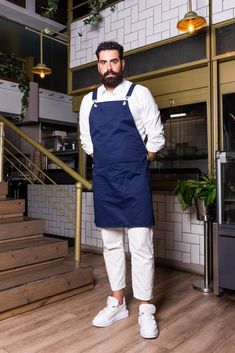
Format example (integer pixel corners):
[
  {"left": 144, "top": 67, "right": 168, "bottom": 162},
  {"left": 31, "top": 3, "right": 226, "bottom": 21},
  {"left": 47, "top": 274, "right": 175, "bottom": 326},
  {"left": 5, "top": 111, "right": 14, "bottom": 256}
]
[{"left": 89, "top": 83, "right": 155, "bottom": 228}]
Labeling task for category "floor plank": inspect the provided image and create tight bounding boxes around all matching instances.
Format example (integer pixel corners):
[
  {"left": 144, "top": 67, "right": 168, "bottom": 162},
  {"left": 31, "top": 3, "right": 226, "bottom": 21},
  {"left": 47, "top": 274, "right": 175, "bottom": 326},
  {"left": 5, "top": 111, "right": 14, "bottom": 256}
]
[
  {"left": 170, "top": 306, "right": 235, "bottom": 353},
  {"left": 212, "top": 331, "right": 235, "bottom": 353},
  {"left": 0, "top": 252, "right": 233, "bottom": 353}
]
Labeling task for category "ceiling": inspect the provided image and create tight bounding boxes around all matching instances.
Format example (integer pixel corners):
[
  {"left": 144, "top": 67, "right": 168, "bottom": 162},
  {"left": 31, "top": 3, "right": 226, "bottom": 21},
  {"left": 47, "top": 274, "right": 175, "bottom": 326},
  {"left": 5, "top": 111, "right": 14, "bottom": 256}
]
[{"left": 0, "top": 0, "right": 67, "bottom": 34}]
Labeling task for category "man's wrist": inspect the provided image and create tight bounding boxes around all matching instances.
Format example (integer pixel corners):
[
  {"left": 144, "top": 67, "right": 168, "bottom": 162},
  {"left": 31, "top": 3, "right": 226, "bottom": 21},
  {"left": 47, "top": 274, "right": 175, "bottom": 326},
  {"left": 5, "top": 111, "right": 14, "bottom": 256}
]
[{"left": 147, "top": 151, "right": 157, "bottom": 162}]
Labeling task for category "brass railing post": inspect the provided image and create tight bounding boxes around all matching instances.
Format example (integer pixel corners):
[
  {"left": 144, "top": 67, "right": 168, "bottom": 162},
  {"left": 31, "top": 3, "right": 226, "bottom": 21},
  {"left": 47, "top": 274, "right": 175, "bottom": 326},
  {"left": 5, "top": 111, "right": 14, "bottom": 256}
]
[
  {"left": 0, "top": 122, "right": 4, "bottom": 182},
  {"left": 75, "top": 182, "right": 82, "bottom": 268}
]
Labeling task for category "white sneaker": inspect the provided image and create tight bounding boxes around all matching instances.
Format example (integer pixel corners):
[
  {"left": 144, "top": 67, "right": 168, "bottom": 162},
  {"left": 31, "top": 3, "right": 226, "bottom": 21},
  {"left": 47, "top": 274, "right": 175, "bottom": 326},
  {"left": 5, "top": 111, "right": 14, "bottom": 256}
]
[
  {"left": 92, "top": 296, "right": 129, "bottom": 327},
  {"left": 138, "top": 303, "right": 159, "bottom": 339}
]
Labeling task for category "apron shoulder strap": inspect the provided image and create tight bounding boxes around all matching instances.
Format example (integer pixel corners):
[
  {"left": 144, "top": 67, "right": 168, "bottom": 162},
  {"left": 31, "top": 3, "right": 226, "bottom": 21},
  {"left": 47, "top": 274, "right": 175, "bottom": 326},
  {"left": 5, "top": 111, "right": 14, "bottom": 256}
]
[
  {"left": 92, "top": 89, "right": 98, "bottom": 100},
  {"left": 123, "top": 83, "right": 136, "bottom": 105},
  {"left": 126, "top": 83, "right": 136, "bottom": 98},
  {"left": 92, "top": 89, "right": 98, "bottom": 107}
]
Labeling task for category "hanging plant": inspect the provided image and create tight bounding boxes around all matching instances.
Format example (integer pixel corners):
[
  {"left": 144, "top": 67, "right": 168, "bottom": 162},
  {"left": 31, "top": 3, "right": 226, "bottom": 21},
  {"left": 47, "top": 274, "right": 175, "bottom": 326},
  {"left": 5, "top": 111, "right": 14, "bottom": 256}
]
[
  {"left": 78, "top": 0, "right": 116, "bottom": 35},
  {"left": 40, "top": 0, "right": 59, "bottom": 19},
  {"left": 0, "top": 52, "right": 30, "bottom": 121},
  {"left": 40, "top": 0, "right": 116, "bottom": 35},
  {"left": 84, "top": 0, "right": 116, "bottom": 24}
]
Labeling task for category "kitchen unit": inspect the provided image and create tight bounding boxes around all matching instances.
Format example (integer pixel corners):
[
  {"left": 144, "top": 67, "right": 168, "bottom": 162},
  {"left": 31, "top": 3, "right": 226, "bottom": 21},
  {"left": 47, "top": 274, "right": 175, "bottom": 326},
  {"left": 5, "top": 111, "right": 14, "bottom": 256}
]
[
  {"left": 0, "top": 79, "right": 78, "bottom": 204},
  {"left": 42, "top": 125, "right": 78, "bottom": 183},
  {"left": 0, "top": 79, "right": 78, "bottom": 181}
]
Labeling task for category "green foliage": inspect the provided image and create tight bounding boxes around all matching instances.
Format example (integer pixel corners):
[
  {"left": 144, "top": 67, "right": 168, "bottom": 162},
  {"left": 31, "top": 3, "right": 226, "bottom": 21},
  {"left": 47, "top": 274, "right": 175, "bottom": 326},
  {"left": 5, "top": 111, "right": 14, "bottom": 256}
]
[
  {"left": 40, "top": 0, "right": 59, "bottom": 19},
  {"left": 174, "top": 174, "right": 216, "bottom": 211},
  {"left": 83, "top": 0, "right": 116, "bottom": 26},
  {"left": 0, "top": 52, "right": 30, "bottom": 120}
]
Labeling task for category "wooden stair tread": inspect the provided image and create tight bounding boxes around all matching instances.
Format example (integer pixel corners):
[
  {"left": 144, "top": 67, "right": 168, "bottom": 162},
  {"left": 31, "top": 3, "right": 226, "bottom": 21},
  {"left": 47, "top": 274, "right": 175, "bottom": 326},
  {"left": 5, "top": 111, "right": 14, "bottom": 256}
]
[
  {"left": 0, "top": 237, "right": 68, "bottom": 271},
  {"left": 0, "top": 217, "right": 45, "bottom": 240},
  {"left": 0, "top": 258, "right": 90, "bottom": 291},
  {"left": 0, "top": 183, "right": 94, "bottom": 316},
  {"left": 0, "top": 216, "right": 40, "bottom": 225},
  {"left": 0, "top": 198, "right": 24, "bottom": 203},
  {"left": 0, "top": 199, "right": 25, "bottom": 216},
  {"left": 0, "top": 182, "right": 7, "bottom": 198},
  {"left": 0, "top": 259, "right": 93, "bottom": 313},
  {"left": 0, "top": 237, "right": 66, "bottom": 252}
]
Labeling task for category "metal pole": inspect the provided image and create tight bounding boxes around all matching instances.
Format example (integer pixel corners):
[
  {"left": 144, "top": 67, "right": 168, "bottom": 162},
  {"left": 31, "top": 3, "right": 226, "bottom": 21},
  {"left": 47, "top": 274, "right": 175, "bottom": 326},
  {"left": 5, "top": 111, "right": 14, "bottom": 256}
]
[
  {"left": 0, "top": 122, "right": 4, "bottom": 182},
  {"left": 204, "top": 218, "right": 210, "bottom": 289},
  {"left": 40, "top": 30, "right": 43, "bottom": 64},
  {"left": 75, "top": 182, "right": 82, "bottom": 269},
  {"left": 25, "top": 27, "right": 68, "bottom": 45},
  {"left": 193, "top": 215, "right": 213, "bottom": 293},
  {"left": 188, "top": 0, "right": 192, "bottom": 12}
]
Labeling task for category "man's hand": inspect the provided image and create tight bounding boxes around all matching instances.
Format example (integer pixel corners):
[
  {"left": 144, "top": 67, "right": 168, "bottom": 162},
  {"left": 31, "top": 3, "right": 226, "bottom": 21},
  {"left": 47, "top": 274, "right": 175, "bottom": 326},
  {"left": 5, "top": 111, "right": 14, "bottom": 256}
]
[{"left": 147, "top": 151, "right": 157, "bottom": 162}]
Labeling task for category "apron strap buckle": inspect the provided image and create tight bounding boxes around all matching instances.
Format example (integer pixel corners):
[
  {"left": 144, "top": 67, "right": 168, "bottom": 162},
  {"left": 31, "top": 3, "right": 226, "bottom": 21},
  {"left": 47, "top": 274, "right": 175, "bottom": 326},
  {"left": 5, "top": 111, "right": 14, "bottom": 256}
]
[{"left": 123, "top": 96, "right": 129, "bottom": 105}]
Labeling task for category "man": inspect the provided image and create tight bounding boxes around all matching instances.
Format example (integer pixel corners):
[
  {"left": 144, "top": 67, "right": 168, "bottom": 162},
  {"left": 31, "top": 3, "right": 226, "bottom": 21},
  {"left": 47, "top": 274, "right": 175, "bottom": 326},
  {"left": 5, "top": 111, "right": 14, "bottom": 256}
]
[{"left": 79, "top": 41, "right": 165, "bottom": 339}]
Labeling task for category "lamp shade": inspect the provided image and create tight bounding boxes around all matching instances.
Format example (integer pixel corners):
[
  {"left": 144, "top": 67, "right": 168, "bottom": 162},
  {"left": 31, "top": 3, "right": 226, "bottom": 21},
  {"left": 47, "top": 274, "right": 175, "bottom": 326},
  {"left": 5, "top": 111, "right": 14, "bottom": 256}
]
[
  {"left": 31, "top": 29, "right": 52, "bottom": 79},
  {"left": 177, "top": 10, "right": 206, "bottom": 33},
  {"left": 31, "top": 62, "right": 52, "bottom": 79}
]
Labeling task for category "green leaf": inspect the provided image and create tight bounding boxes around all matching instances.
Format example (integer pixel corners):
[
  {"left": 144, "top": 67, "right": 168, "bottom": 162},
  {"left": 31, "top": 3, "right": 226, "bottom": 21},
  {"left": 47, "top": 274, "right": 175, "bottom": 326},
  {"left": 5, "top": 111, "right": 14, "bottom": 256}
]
[
  {"left": 0, "top": 51, "right": 30, "bottom": 120},
  {"left": 173, "top": 173, "right": 216, "bottom": 211}
]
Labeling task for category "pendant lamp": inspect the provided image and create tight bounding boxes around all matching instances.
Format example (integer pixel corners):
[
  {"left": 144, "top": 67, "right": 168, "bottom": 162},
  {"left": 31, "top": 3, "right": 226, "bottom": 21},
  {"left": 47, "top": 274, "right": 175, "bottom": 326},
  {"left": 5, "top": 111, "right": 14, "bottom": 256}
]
[
  {"left": 177, "top": 0, "right": 206, "bottom": 33},
  {"left": 32, "top": 29, "right": 52, "bottom": 79}
]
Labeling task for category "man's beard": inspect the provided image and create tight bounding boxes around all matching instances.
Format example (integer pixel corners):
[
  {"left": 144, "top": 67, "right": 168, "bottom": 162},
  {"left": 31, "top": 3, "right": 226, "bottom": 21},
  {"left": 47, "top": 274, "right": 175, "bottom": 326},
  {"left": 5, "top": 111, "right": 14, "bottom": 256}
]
[{"left": 101, "top": 69, "right": 124, "bottom": 88}]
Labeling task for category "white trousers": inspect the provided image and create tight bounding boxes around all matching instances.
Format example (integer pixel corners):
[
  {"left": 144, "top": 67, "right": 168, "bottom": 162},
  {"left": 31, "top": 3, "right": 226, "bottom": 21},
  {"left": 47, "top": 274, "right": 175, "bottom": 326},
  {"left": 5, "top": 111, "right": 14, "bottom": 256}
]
[{"left": 101, "top": 227, "right": 155, "bottom": 301}]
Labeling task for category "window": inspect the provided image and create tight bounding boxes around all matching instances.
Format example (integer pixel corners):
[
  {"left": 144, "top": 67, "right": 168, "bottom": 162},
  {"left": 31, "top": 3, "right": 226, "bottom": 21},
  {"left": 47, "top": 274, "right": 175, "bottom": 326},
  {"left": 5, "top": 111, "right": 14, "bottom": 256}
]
[
  {"left": 6, "top": 0, "right": 26, "bottom": 7},
  {"left": 35, "top": 0, "right": 67, "bottom": 25},
  {"left": 150, "top": 102, "right": 208, "bottom": 182}
]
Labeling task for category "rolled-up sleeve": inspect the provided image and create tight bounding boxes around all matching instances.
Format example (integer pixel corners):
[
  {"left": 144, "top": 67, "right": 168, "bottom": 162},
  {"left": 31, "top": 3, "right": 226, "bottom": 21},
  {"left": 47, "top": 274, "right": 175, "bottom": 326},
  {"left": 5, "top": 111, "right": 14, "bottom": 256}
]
[
  {"left": 79, "top": 94, "right": 94, "bottom": 155},
  {"left": 141, "top": 87, "right": 165, "bottom": 153}
]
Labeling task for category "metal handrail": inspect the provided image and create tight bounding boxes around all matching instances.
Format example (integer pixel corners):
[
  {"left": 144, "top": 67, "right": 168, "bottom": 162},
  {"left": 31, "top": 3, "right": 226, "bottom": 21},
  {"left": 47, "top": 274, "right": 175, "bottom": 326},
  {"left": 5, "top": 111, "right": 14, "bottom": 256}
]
[
  {"left": 0, "top": 114, "right": 93, "bottom": 267},
  {"left": 0, "top": 114, "right": 92, "bottom": 190},
  {"left": 4, "top": 137, "right": 74, "bottom": 205},
  {"left": 4, "top": 148, "right": 75, "bottom": 224}
]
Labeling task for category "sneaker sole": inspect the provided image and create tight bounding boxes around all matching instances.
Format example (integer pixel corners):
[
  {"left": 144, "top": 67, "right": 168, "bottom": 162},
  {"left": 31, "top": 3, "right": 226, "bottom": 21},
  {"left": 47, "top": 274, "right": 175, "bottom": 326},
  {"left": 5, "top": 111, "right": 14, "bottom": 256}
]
[
  {"left": 140, "top": 329, "right": 159, "bottom": 339},
  {"left": 92, "top": 310, "right": 129, "bottom": 327}
]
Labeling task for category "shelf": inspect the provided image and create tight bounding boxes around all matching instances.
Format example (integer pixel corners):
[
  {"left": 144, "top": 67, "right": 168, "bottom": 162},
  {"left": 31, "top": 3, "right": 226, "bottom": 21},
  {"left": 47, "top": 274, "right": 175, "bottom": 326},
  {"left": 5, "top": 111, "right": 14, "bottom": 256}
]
[
  {"left": 53, "top": 150, "right": 78, "bottom": 156},
  {"left": 158, "top": 154, "right": 207, "bottom": 161}
]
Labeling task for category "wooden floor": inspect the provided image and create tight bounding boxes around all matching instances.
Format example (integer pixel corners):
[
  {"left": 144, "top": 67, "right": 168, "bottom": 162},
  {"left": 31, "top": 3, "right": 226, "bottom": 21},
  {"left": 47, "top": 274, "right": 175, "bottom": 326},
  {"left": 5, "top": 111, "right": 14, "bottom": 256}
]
[{"left": 0, "top": 252, "right": 234, "bottom": 353}]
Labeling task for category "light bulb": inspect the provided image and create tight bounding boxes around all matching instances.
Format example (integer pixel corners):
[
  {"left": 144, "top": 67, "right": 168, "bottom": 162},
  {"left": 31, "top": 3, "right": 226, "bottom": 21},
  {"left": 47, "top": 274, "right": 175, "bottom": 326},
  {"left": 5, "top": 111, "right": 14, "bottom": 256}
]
[
  {"left": 40, "top": 71, "right": 45, "bottom": 79},
  {"left": 188, "top": 21, "right": 195, "bottom": 33}
]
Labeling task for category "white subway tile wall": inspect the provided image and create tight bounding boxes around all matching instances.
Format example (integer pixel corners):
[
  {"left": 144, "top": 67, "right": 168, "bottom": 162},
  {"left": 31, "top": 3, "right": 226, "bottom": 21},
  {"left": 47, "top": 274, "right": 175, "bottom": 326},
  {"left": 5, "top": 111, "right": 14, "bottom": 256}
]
[
  {"left": 28, "top": 186, "right": 205, "bottom": 268},
  {"left": 70, "top": 0, "right": 235, "bottom": 68}
]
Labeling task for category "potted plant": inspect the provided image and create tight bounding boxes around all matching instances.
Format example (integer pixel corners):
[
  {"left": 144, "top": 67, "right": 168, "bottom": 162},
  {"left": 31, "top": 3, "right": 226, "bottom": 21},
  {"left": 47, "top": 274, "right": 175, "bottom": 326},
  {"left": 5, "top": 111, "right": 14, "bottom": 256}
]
[{"left": 174, "top": 174, "right": 216, "bottom": 220}]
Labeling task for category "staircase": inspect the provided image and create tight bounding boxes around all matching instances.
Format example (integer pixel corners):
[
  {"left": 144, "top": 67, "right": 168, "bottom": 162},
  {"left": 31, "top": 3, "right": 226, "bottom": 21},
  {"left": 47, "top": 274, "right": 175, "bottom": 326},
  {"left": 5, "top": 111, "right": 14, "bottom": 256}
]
[{"left": 0, "top": 181, "right": 93, "bottom": 320}]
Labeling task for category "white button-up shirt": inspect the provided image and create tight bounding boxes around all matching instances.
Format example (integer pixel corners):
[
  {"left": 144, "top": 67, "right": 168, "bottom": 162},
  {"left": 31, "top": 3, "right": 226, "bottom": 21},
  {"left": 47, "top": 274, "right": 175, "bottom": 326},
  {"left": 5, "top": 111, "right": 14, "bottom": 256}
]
[{"left": 79, "top": 79, "right": 165, "bottom": 155}]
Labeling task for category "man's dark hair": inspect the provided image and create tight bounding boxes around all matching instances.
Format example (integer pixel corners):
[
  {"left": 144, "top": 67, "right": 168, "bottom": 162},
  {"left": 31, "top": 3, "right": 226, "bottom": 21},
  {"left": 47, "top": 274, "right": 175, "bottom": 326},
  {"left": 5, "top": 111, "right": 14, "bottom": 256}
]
[{"left": 95, "top": 41, "right": 124, "bottom": 60}]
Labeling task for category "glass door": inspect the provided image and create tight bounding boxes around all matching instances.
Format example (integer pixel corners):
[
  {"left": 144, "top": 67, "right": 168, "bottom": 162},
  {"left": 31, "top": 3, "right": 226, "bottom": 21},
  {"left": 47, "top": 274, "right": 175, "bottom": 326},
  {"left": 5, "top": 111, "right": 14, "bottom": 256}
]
[
  {"left": 222, "top": 92, "right": 235, "bottom": 151},
  {"left": 216, "top": 151, "right": 235, "bottom": 226}
]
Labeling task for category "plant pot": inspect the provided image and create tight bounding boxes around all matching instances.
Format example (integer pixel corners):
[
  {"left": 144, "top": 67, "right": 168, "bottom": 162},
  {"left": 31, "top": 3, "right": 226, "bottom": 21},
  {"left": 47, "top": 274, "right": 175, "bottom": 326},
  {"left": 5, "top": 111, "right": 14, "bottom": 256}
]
[{"left": 194, "top": 198, "right": 215, "bottom": 221}]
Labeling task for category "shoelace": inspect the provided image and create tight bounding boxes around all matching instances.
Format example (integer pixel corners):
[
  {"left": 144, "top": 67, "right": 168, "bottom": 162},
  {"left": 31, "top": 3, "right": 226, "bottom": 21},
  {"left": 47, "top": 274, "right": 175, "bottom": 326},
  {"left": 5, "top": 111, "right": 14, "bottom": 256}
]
[
  {"left": 102, "top": 305, "right": 119, "bottom": 314},
  {"left": 140, "top": 312, "right": 157, "bottom": 324}
]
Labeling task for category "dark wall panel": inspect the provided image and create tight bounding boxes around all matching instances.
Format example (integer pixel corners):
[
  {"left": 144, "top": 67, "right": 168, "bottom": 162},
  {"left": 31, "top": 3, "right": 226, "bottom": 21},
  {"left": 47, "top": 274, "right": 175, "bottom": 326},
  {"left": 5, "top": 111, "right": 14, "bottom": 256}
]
[
  {"left": 216, "top": 23, "right": 235, "bottom": 55},
  {"left": 72, "top": 31, "right": 206, "bottom": 91}
]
